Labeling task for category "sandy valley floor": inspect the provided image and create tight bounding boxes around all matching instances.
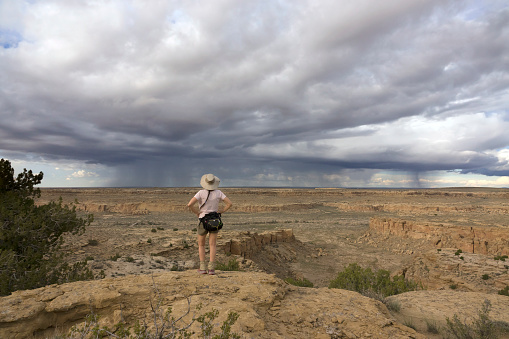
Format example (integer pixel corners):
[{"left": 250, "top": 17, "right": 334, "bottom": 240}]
[{"left": 37, "top": 187, "right": 509, "bottom": 288}]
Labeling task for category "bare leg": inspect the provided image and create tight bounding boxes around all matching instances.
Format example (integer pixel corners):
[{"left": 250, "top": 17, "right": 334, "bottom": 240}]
[
  {"left": 198, "top": 234, "right": 207, "bottom": 262},
  {"left": 208, "top": 232, "right": 218, "bottom": 263}
]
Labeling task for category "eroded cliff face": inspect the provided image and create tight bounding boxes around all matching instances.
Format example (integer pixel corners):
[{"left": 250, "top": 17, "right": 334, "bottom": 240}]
[
  {"left": 0, "top": 271, "right": 424, "bottom": 339},
  {"left": 366, "top": 218, "right": 509, "bottom": 294},
  {"left": 403, "top": 249, "right": 509, "bottom": 294},
  {"left": 40, "top": 187, "right": 509, "bottom": 216},
  {"left": 369, "top": 217, "right": 509, "bottom": 256},
  {"left": 223, "top": 229, "right": 295, "bottom": 258}
]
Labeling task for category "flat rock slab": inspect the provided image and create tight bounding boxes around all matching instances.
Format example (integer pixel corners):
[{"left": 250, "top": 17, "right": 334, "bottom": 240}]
[
  {"left": 388, "top": 290, "right": 509, "bottom": 337},
  {"left": 1, "top": 270, "right": 424, "bottom": 338}
]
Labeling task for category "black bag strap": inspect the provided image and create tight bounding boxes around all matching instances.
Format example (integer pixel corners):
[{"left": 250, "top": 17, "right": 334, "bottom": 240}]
[{"left": 199, "top": 190, "right": 211, "bottom": 209}]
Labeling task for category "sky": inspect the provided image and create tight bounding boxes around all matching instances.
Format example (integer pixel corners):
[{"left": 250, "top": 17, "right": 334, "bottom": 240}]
[{"left": 1, "top": 0, "right": 509, "bottom": 188}]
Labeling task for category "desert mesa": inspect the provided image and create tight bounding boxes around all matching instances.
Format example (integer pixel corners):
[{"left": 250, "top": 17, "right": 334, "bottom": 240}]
[{"left": 1, "top": 187, "right": 509, "bottom": 338}]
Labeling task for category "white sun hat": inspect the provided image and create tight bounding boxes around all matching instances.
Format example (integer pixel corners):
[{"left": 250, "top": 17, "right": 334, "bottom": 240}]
[{"left": 200, "top": 173, "right": 220, "bottom": 190}]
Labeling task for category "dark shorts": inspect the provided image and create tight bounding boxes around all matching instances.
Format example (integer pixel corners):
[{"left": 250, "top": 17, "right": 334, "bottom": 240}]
[{"left": 197, "top": 221, "right": 219, "bottom": 236}]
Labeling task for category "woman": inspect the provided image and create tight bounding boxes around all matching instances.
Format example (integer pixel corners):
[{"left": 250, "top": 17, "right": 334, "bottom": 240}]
[{"left": 187, "top": 174, "right": 232, "bottom": 275}]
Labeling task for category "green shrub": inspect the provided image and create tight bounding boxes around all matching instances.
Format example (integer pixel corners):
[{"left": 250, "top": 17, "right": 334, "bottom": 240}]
[
  {"left": 110, "top": 253, "right": 121, "bottom": 261},
  {"left": 328, "top": 263, "right": 419, "bottom": 297},
  {"left": 0, "top": 159, "right": 95, "bottom": 296},
  {"left": 494, "top": 255, "right": 508, "bottom": 262},
  {"left": 455, "top": 249, "right": 463, "bottom": 256},
  {"left": 87, "top": 239, "right": 99, "bottom": 246},
  {"left": 498, "top": 286, "right": 509, "bottom": 296},
  {"left": 63, "top": 299, "right": 241, "bottom": 339},
  {"left": 482, "top": 274, "right": 490, "bottom": 280},
  {"left": 196, "top": 309, "right": 241, "bottom": 339},
  {"left": 216, "top": 259, "right": 241, "bottom": 271},
  {"left": 403, "top": 319, "right": 416, "bottom": 331},
  {"left": 151, "top": 228, "right": 157, "bottom": 233},
  {"left": 126, "top": 256, "right": 135, "bottom": 263},
  {"left": 450, "top": 284, "right": 458, "bottom": 290},
  {"left": 445, "top": 299, "right": 502, "bottom": 339},
  {"left": 384, "top": 299, "right": 401, "bottom": 312},
  {"left": 426, "top": 319, "right": 440, "bottom": 334},
  {"left": 284, "top": 277, "right": 314, "bottom": 287}
]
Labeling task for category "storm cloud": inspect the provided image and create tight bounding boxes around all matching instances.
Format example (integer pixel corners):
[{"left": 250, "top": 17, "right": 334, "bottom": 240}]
[{"left": 1, "top": 0, "right": 509, "bottom": 187}]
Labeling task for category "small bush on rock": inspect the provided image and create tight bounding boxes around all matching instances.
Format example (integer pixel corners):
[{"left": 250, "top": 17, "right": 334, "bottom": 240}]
[
  {"left": 444, "top": 299, "right": 506, "bottom": 339},
  {"left": 61, "top": 297, "right": 241, "bottom": 338},
  {"left": 328, "top": 263, "right": 419, "bottom": 298},
  {"left": 216, "top": 259, "right": 240, "bottom": 271},
  {"left": 498, "top": 286, "right": 509, "bottom": 296},
  {"left": 425, "top": 319, "right": 440, "bottom": 334},
  {"left": 284, "top": 277, "right": 314, "bottom": 287},
  {"left": 384, "top": 299, "right": 401, "bottom": 312}
]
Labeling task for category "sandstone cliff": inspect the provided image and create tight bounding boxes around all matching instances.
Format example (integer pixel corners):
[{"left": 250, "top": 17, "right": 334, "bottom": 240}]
[
  {"left": 369, "top": 217, "right": 509, "bottom": 256},
  {"left": 364, "top": 217, "right": 509, "bottom": 293}
]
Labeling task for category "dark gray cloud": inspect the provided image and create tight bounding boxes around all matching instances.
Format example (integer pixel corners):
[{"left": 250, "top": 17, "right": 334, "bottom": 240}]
[{"left": 1, "top": 0, "right": 509, "bottom": 187}]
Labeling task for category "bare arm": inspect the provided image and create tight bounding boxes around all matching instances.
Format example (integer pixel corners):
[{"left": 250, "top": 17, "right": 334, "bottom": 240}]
[
  {"left": 187, "top": 197, "right": 199, "bottom": 216},
  {"left": 219, "top": 197, "right": 232, "bottom": 214}
]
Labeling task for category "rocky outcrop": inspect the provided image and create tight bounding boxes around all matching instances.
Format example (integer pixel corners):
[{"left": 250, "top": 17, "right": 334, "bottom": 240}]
[
  {"left": 61, "top": 229, "right": 299, "bottom": 281},
  {"left": 387, "top": 290, "right": 509, "bottom": 335},
  {"left": 223, "top": 229, "right": 296, "bottom": 258},
  {"left": 403, "top": 249, "right": 509, "bottom": 293},
  {"left": 369, "top": 217, "right": 509, "bottom": 255},
  {"left": 0, "top": 271, "right": 425, "bottom": 339}
]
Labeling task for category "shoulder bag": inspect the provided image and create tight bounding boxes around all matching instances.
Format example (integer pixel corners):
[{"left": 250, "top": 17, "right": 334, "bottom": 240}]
[{"left": 199, "top": 191, "right": 223, "bottom": 232}]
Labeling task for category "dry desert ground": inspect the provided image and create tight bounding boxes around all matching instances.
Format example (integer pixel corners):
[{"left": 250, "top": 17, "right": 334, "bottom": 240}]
[
  {"left": 2, "top": 187, "right": 508, "bottom": 338},
  {"left": 38, "top": 187, "right": 509, "bottom": 289}
]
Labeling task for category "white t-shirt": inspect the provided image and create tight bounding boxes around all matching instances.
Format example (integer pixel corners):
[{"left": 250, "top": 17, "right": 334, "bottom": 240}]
[{"left": 194, "top": 189, "right": 227, "bottom": 218}]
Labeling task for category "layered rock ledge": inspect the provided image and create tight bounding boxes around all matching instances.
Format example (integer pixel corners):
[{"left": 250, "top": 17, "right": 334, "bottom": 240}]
[
  {"left": 223, "top": 229, "right": 295, "bottom": 258},
  {"left": 369, "top": 217, "right": 509, "bottom": 256}
]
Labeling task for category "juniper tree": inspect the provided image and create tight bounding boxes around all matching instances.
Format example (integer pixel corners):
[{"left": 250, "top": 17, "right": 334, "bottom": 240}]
[{"left": 0, "top": 158, "right": 94, "bottom": 295}]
